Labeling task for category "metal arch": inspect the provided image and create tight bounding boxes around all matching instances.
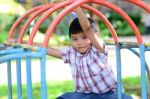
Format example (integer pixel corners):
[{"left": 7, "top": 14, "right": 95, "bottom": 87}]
[
  {"left": 27, "top": 0, "right": 73, "bottom": 45},
  {"left": 17, "top": 3, "right": 57, "bottom": 43},
  {"left": 125, "top": 0, "right": 150, "bottom": 13},
  {"left": 26, "top": 3, "right": 119, "bottom": 45},
  {"left": 82, "top": 4, "right": 118, "bottom": 44},
  {"left": 8, "top": 5, "right": 43, "bottom": 39},
  {"left": 42, "top": 0, "right": 143, "bottom": 47}
]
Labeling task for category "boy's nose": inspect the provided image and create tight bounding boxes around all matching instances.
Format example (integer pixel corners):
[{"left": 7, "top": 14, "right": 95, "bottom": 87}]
[{"left": 77, "top": 39, "right": 83, "bottom": 45}]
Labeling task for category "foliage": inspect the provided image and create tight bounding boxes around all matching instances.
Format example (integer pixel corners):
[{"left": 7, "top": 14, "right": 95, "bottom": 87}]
[
  {"left": 0, "top": 14, "right": 16, "bottom": 32},
  {"left": 99, "top": 11, "right": 144, "bottom": 37},
  {"left": 0, "top": 14, "right": 31, "bottom": 43},
  {"left": 0, "top": 0, "right": 26, "bottom": 43}
]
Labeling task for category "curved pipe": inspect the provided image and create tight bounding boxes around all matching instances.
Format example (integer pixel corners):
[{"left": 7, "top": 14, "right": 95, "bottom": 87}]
[
  {"left": 90, "top": 0, "right": 143, "bottom": 44},
  {"left": 29, "top": 0, "right": 118, "bottom": 44},
  {"left": 27, "top": 0, "right": 73, "bottom": 45},
  {"left": 27, "top": 1, "right": 119, "bottom": 45},
  {"left": 41, "top": 0, "right": 91, "bottom": 47},
  {"left": 126, "top": 0, "right": 150, "bottom": 13},
  {"left": 82, "top": 5, "right": 118, "bottom": 44},
  {"left": 17, "top": 3, "right": 57, "bottom": 43},
  {"left": 8, "top": 5, "right": 43, "bottom": 39},
  {"left": 42, "top": 0, "right": 143, "bottom": 47}
]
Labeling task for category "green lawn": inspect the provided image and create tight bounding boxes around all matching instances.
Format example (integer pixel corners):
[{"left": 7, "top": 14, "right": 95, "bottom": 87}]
[
  {"left": 0, "top": 76, "right": 142, "bottom": 99},
  {"left": 0, "top": 80, "right": 74, "bottom": 99}
]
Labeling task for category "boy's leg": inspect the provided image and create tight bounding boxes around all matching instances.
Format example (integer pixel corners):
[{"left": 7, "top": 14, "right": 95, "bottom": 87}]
[
  {"left": 56, "top": 92, "right": 100, "bottom": 99},
  {"left": 106, "top": 92, "right": 133, "bottom": 99},
  {"left": 56, "top": 91, "right": 133, "bottom": 99},
  {"left": 56, "top": 92, "right": 87, "bottom": 99},
  {"left": 94, "top": 91, "right": 133, "bottom": 99},
  {"left": 122, "top": 93, "right": 133, "bottom": 99}
]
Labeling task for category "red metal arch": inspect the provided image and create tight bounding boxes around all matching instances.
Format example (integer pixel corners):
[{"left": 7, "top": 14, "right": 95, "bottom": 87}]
[
  {"left": 8, "top": 5, "right": 43, "bottom": 39},
  {"left": 17, "top": 3, "right": 57, "bottom": 43},
  {"left": 27, "top": 0, "right": 73, "bottom": 45},
  {"left": 126, "top": 0, "right": 150, "bottom": 13},
  {"left": 27, "top": 0, "right": 118, "bottom": 45},
  {"left": 82, "top": 5, "right": 118, "bottom": 44},
  {"left": 42, "top": 0, "right": 143, "bottom": 47},
  {"left": 9, "top": 0, "right": 148, "bottom": 47}
]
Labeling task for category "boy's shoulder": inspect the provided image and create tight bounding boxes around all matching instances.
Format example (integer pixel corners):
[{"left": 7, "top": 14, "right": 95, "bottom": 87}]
[
  {"left": 60, "top": 46, "right": 75, "bottom": 53},
  {"left": 61, "top": 46, "right": 73, "bottom": 50}
]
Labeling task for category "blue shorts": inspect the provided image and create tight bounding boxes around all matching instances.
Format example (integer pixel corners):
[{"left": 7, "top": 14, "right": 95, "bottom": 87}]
[{"left": 56, "top": 90, "right": 133, "bottom": 99}]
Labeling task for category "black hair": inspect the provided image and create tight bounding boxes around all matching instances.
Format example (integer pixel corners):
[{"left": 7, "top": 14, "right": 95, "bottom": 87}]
[{"left": 69, "top": 17, "right": 98, "bottom": 38}]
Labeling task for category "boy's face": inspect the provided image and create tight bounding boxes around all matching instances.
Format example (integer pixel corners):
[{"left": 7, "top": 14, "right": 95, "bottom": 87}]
[{"left": 71, "top": 32, "right": 91, "bottom": 54}]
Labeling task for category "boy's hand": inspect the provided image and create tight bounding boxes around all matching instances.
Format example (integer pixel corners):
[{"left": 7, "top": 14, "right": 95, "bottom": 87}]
[{"left": 5, "top": 38, "right": 17, "bottom": 46}]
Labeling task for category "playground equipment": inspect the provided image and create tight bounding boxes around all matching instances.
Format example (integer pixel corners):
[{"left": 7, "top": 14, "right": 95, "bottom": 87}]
[{"left": 0, "top": 0, "right": 150, "bottom": 99}]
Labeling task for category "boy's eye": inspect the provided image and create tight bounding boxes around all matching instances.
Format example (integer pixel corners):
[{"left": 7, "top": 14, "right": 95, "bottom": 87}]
[
  {"left": 72, "top": 38, "right": 77, "bottom": 41},
  {"left": 82, "top": 36, "right": 87, "bottom": 39}
]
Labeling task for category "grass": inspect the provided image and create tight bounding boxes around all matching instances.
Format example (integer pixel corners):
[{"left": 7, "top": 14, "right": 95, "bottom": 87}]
[
  {"left": 122, "top": 76, "right": 141, "bottom": 96},
  {"left": 0, "top": 76, "right": 143, "bottom": 99},
  {"left": 0, "top": 80, "right": 74, "bottom": 99}
]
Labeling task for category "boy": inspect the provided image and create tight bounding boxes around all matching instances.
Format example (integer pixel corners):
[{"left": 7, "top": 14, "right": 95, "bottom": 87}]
[{"left": 46, "top": 7, "right": 132, "bottom": 99}]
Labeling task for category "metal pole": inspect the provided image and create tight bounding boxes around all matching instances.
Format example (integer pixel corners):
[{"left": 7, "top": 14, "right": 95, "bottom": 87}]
[
  {"left": 116, "top": 43, "right": 122, "bottom": 99},
  {"left": 26, "top": 52, "right": 33, "bottom": 99},
  {"left": 16, "top": 59, "right": 22, "bottom": 99},
  {"left": 7, "top": 60, "right": 12, "bottom": 99}
]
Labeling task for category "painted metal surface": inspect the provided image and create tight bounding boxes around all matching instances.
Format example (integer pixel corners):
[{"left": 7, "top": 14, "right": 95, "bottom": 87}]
[{"left": 0, "top": 46, "right": 47, "bottom": 99}]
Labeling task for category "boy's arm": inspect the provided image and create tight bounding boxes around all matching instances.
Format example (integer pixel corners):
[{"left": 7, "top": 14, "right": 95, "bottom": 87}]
[
  {"left": 75, "top": 7, "right": 105, "bottom": 52},
  {"left": 31, "top": 42, "right": 62, "bottom": 59},
  {"left": 47, "top": 47, "right": 62, "bottom": 59},
  {"left": 30, "top": 42, "right": 62, "bottom": 58},
  {"left": 6, "top": 38, "right": 62, "bottom": 59}
]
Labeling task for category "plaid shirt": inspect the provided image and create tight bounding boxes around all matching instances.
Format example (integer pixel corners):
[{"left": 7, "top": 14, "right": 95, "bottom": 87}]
[{"left": 61, "top": 45, "right": 117, "bottom": 94}]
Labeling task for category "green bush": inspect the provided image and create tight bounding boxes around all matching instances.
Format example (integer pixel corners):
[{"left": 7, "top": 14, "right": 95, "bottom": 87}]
[
  {"left": 0, "top": 14, "right": 31, "bottom": 43},
  {"left": 0, "top": 14, "right": 17, "bottom": 32},
  {"left": 0, "top": 14, "right": 19, "bottom": 43},
  {"left": 99, "top": 11, "right": 144, "bottom": 37}
]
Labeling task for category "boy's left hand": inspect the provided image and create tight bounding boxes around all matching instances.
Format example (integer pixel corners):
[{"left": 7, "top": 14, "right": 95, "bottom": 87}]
[{"left": 5, "top": 38, "right": 17, "bottom": 46}]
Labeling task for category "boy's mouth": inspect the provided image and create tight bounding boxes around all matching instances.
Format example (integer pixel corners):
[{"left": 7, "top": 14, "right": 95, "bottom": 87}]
[
  {"left": 78, "top": 46, "right": 86, "bottom": 49},
  {"left": 78, "top": 46, "right": 84, "bottom": 48}
]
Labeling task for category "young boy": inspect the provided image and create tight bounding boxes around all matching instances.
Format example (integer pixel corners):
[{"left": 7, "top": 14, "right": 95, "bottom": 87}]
[{"left": 46, "top": 7, "right": 132, "bottom": 99}]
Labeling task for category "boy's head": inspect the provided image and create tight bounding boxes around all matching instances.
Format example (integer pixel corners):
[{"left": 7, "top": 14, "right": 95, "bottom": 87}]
[
  {"left": 69, "top": 17, "right": 97, "bottom": 38},
  {"left": 69, "top": 17, "right": 98, "bottom": 54}
]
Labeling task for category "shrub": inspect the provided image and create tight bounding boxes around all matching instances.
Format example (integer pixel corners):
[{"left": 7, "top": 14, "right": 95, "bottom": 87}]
[{"left": 99, "top": 11, "right": 144, "bottom": 37}]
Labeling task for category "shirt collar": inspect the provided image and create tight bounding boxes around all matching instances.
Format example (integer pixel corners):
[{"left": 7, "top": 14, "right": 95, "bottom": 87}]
[{"left": 74, "top": 46, "right": 92, "bottom": 57}]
